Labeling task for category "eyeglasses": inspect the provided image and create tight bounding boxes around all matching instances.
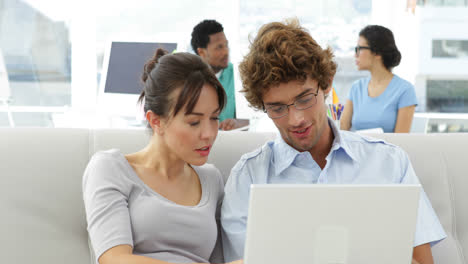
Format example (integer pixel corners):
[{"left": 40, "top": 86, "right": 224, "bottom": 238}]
[
  {"left": 263, "top": 89, "right": 319, "bottom": 119},
  {"left": 354, "top": 46, "right": 371, "bottom": 55}
]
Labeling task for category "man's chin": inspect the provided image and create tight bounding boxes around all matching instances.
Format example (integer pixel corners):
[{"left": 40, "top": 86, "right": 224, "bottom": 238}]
[
  {"left": 283, "top": 135, "right": 312, "bottom": 152},
  {"left": 211, "top": 64, "right": 228, "bottom": 73},
  {"left": 292, "top": 142, "right": 314, "bottom": 152}
]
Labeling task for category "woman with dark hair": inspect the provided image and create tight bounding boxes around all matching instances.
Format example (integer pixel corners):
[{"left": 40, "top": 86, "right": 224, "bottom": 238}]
[
  {"left": 83, "top": 49, "right": 242, "bottom": 264},
  {"left": 341, "top": 25, "right": 417, "bottom": 133}
]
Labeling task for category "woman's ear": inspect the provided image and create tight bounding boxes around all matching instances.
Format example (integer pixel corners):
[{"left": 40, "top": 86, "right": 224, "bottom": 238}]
[
  {"left": 146, "top": 110, "right": 164, "bottom": 135},
  {"left": 373, "top": 53, "right": 382, "bottom": 62}
]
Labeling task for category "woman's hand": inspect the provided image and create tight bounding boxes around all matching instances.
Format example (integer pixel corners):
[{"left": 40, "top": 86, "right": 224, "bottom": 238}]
[{"left": 226, "top": 260, "right": 243, "bottom": 264}]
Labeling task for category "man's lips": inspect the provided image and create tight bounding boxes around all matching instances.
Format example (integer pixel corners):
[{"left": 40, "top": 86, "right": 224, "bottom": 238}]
[{"left": 290, "top": 125, "right": 311, "bottom": 138}]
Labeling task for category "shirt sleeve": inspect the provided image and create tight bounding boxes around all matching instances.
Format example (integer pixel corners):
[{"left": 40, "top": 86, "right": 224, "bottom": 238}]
[
  {"left": 398, "top": 149, "right": 447, "bottom": 247},
  {"left": 221, "top": 160, "right": 253, "bottom": 262},
  {"left": 82, "top": 153, "right": 134, "bottom": 262},
  {"left": 397, "top": 82, "right": 418, "bottom": 109}
]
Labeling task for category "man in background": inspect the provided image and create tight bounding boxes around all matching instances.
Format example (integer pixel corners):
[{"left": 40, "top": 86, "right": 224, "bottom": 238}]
[{"left": 191, "top": 19, "right": 249, "bottom": 131}]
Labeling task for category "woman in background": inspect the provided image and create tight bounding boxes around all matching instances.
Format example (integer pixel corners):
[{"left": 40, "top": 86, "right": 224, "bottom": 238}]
[
  {"left": 340, "top": 25, "right": 417, "bottom": 133},
  {"left": 83, "top": 48, "right": 242, "bottom": 264}
]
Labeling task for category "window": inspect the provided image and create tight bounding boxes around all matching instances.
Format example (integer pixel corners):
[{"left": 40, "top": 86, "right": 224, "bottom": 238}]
[
  {"left": 432, "top": 40, "right": 468, "bottom": 58},
  {"left": 417, "top": 0, "right": 468, "bottom": 6},
  {"left": 0, "top": 0, "right": 71, "bottom": 127},
  {"left": 427, "top": 80, "right": 468, "bottom": 112},
  {"left": 238, "top": 0, "right": 372, "bottom": 101}
]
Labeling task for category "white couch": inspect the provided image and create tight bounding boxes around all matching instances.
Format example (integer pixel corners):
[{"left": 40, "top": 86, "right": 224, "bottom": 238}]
[{"left": 1, "top": 128, "right": 467, "bottom": 264}]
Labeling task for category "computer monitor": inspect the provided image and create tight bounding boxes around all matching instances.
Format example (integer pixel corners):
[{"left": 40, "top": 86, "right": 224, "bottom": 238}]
[{"left": 98, "top": 41, "right": 177, "bottom": 119}]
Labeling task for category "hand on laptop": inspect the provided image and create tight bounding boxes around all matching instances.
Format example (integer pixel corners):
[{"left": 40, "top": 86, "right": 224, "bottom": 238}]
[
  {"left": 227, "top": 260, "right": 243, "bottom": 264},
  {"left": 194, "top": 260, "right": 242, "bottom": 264}
]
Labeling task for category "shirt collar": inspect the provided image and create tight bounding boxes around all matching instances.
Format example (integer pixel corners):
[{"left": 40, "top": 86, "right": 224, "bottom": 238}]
[
  {"left": 328, "top": 117, "right": 359, "bottom": 163},
  {"left": 272, "top": 135, "right": 302, "bottom": 175},
  {"left": 272, "top": 117, "right": 358, "bottom": 174},
  {"left": 215, "top": 69, "right": 223, "bottom": 79}
]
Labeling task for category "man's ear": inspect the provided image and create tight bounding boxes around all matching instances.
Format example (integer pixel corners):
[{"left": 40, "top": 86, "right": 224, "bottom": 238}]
[
  {"left": 146, "top": 110, "right": 164, "bottom": 135},
  {"left": 197, "top": 47, "right": 206, "bottom": 59}
]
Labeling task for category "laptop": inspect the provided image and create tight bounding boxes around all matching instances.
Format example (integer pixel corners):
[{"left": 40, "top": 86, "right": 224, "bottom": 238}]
[{"left": 244, "top": 184, "right": 420, "bottom": 264}]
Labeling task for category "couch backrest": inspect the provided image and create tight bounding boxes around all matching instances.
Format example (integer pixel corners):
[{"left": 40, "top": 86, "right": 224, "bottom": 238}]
[
  {"left": 0, "top": 128, "right": 92, "bottom": 264},
  {"left": 1, "top": 128, "right": 466, "bottom": 264},
  {"left": 372, "top": 133, "right": 467, "bottom": 264}
]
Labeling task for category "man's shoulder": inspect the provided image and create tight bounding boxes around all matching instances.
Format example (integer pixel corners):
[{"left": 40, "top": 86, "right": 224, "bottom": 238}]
[
  {"left": 231, "top": 140, "right": 274, "bottom": 173},
  {"left": 340, "top": 131, "right": 403, "bottom": 157},
  {"left": 219, "top": 63, "right": 235, "bottom": 87},
  {"left": 222, "top": 62, "right": 234, "bottom": 75}
]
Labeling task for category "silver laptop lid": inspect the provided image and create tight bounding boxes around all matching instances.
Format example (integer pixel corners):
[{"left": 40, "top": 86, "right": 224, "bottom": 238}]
[{"left": 244, "top": 184, "right": 420, "bottom": 264}]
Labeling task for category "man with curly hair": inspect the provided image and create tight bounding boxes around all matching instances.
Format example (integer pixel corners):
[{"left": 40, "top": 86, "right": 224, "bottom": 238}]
[
  {"left": 221, "top": 19, "right": 445, "bottom": 264},
  {"left": 191, "top": 19, "right": 249, "bottom": 131}
]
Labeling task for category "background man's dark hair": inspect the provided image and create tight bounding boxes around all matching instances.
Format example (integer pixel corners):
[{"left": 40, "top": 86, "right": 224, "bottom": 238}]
[{"left": 191, "top": 20, "right": 224, "bottom": 55}]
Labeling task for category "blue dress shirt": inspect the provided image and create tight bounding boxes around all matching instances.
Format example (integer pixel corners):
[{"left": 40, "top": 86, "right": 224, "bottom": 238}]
[{"left": 221, "top": 119, "right": 446, "bottom": 262}]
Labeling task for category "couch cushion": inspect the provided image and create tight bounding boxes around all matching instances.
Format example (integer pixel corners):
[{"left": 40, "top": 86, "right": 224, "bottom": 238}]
[
  {"left": 0, "top": 128, "right": 91, "bottom": 264},
  {"left": 371, "top": 133, "right": 467, "bottom": 264}
]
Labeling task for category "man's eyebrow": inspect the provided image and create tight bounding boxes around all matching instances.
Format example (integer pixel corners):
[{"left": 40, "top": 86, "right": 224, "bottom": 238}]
[
  {"left": 294, "top": 89, "right": 315, "bottom": 99},
  {"left": 264, "top": 88, "right": 315, "bottom": 105}
]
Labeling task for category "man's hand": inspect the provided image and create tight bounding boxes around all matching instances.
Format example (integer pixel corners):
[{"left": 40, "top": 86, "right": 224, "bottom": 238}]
[
  {"left": 412, "top": 243, "right": 434, "bottom": 264},
  {"left": 219, "top": 119, "right": 249, "bottom": 131}
]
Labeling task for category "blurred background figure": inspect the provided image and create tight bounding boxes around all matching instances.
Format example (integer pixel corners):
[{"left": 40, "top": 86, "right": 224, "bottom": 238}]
[
  {"left": 340, "top": 25, "right": 417, "bottom": 133},
  {"left": 191, "top": 19, "right": 249, "bottom": 131}
]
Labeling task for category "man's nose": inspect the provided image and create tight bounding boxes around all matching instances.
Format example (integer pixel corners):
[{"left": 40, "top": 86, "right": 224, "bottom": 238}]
[{"left": 287, "top": 106, "right": 305, "bottom": 126}]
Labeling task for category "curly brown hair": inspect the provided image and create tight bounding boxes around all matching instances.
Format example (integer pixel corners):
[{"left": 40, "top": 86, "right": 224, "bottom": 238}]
[{"left": 239, "top": 19, "right": 337, "bottom": 110}]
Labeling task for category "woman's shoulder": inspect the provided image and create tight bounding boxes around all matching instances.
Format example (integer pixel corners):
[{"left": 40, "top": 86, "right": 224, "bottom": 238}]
[
  {"left": 392, "top": 75, "right": 414, "bottom": 90},
  {"left": 351, "top": 77, "right": 370, "bottom": 90},
  {"left": 90, "top": 148, "right": 123, "bottom": 161},
  {"left": 192, "top": 163, "right": 224, "bottom": 191},
  {"left": 87, "top": 149, "right": 128, "bottom": 171},
  {"left": 84, "top": 149, "right": 135, "bottom": 190}
]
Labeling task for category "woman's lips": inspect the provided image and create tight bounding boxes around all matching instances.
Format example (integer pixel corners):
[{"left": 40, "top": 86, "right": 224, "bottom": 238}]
[{"left": 195, "top": 146, "right": 211, "bottom": 157}]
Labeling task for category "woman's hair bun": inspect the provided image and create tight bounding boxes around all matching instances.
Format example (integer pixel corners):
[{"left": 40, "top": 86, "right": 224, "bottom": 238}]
[{"left": 141, "top": 48, "right": 168, "bottom": 83}]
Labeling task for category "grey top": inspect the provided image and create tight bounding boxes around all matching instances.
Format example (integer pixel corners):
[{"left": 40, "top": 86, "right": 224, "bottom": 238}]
[{"left": 82, "top": 149, "right": 224, "bottom": 263}]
